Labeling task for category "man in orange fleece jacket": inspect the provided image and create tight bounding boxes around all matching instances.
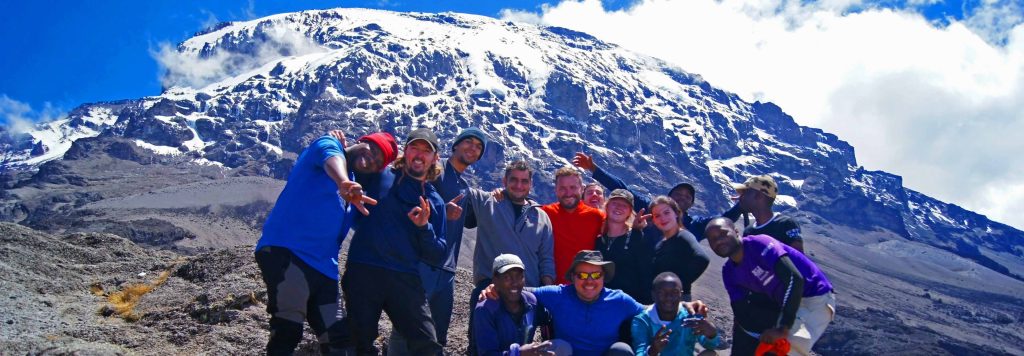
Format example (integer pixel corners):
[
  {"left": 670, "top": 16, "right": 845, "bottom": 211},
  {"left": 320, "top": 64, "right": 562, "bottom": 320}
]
[{"left": 543, "top": 166, "right": 606, "bottom": 284}]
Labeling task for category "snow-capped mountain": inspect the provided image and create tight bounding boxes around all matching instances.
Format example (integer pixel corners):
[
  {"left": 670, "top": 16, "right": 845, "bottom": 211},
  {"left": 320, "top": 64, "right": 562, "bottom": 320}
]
[{"left": 1, "top": 8, "right": 1021, "bottom": 280}]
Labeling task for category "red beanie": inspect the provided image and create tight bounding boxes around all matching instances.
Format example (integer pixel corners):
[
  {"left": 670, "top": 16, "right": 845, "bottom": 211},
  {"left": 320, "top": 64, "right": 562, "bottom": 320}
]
[{"left": 358, "top": 132, "right": 398, "bottom": 171}]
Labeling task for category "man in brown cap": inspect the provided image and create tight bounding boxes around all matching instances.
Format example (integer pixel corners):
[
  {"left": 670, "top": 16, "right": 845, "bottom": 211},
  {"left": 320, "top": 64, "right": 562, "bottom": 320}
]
[{"left": 733, "top": 174, "right": 803, "bottom": 252}]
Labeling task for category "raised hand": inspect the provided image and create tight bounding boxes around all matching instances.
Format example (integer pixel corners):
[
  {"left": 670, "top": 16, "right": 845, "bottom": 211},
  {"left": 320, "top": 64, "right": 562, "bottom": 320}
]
[
  {"left": 572, "top": 152, "right": 597, "bottom": 172},
  {"left": 328, "top": 130, "right": 348, "bottom": 147},
  {"left": 649, "top": 325, "right": 672, "bottom": 355},
  {"left": 446, "top": 193, "right": 465, "bottom": 221},
  {"left": 634, "top": 208, "right": 652, "bottom": 230},
  {"left": 478, "top": 283, "right": 498, "bottom": 302},
  {"left": 339, "top": 181, "right": 377, "bottom": 215},
  {"left": 407, "top": 196, "right": 431, "bottom": 227}
]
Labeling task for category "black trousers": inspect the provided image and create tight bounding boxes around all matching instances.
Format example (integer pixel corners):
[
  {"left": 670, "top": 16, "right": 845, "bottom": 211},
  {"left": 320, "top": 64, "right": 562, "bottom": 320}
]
[
  {"left": 731, "top": 292, "right": 783, "bottom": 356},
  {"left": 255, "top": 246, "right": 350, "bottom": 355},
  {"left": 342, "top": 263, "right": 441, "bottom": 355}
]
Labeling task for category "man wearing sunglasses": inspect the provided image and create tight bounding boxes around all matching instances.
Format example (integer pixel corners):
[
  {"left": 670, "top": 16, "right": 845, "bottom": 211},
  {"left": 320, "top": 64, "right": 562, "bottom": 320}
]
[{"left": 482, "top": 250, "right": 707, "bottom": 356}]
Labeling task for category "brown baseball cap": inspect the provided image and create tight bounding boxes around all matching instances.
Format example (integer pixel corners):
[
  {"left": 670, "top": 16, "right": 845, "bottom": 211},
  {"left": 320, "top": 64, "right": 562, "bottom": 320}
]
[{"left": 733, "top": 175, "right": 778, "bottom": 199}]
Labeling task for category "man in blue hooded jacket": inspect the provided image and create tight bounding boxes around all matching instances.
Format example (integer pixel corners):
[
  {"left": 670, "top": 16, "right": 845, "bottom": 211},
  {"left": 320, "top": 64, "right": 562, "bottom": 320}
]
[
  {"left": 389, "top": 128, "right": 489, "bottom": 355},
  {"left": 342, "top": 128, "right": 449, "bottom": 355}
]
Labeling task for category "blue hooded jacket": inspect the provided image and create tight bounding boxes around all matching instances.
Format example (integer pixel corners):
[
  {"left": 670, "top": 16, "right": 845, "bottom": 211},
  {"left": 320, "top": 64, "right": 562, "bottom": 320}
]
[{"left": 347, "top": 167, "right": 447, "bottom": 274}]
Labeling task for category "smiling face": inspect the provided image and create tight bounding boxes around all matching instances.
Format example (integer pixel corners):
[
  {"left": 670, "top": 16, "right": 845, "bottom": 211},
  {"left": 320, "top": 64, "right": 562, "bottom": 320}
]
[
  {"left": 705, "top": 218, "right": 742, "bottom": 258},
  {"left": 402, "top": 139, "right": 437, "bottom": 179},
  {"left": 452, "top": 137, "right": 483, "bottom": 166},
  {"left": 604, "top": 198, "right": 633, "bottom": 226},
  {"left": 555, "top": 175, "right": 583, "bottom": 210},
  {"left": 503, "top": 169, "right": 532, "bottom": 204},
  {"left": 583, "top": 184, "right": 605, "bottom": 209},
  {"left": 652, "top": 277, "right": 683, "bottom": 317},
  {"left": 651, "top": 203, "right": 680, "bottom": 233},
  {"left": 572, "top": 262, "right": 605, "bottom": 302},
  {"left": 348, "top": 141, "right": 385, "bottom": 174},
  {"left": 494, "top": 267, "right": 525, "bottom": 304}
]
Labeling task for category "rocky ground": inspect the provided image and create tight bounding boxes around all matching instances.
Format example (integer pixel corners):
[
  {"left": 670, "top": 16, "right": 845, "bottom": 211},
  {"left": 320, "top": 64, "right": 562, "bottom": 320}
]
[
  {"left": 2, "top": 142, "right": 1022, "bottom": 355},
  {"left": 3, "top": 219, "right": 1022, "bottom": 355}
]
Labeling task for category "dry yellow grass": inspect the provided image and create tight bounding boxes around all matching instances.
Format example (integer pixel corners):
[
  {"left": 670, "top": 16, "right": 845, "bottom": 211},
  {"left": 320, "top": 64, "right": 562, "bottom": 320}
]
[{"left": 103, "top": 269, "right": 172, "bottom": 322}]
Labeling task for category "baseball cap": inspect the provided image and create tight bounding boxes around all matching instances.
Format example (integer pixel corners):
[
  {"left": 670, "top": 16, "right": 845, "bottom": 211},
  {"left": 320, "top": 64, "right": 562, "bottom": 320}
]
[
  {"left": 492, "top": 254, "right": 526, "bottom": 275},
  {"left": 406, "top": 128, "right": 440, "bottom": 152},
  {"left": 733, "top": 175, "right": 778, "bottom": 199}
]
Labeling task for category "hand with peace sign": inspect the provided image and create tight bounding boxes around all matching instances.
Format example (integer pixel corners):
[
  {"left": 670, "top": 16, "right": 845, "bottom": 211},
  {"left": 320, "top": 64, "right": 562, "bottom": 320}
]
[
  {"left": 648, "top": 324, "right": 672, "bottom": 356},
  {"left": 445, "top": 193, "right": 465, "bottom": 221},
  {"left": 339, "top": 180, "right": 377, "bottom": 215},
  {"left": 407, "top": 196, "right": 431, "bottom": 227},
  {"left": 634, "top": 208, "right": 652, "bottom": 230}
]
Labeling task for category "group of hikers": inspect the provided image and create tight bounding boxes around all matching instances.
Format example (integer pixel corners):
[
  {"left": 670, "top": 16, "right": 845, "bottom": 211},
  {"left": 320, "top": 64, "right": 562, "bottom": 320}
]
[{"left": 254, "top": 126, "right": 836, "bottom": 356}]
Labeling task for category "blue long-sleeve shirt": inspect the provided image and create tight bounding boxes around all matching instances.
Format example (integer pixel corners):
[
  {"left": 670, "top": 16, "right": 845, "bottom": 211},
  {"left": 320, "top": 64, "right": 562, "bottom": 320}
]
[
  {"left": 472, "top": 291, "right": 542, "bottom": 356},
  {"left": 347, "top": 167, "right": 447, "bottom": 275},
  {"left": 591, "top": 166, "right": 741, "bottom": 243},
  {"left": 631, "top": 304, "right": 720, "bottom": 356},
  {"left": 427, "top": 159, "right": 469, "bottom": 272},
  {"left": 533, "top": 285, "right": 643, "bottom": 356}
]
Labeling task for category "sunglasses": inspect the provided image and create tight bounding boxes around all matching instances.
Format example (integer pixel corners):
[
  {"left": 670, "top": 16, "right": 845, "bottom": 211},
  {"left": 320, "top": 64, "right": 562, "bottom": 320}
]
[{"left": 574, "top": 271, "right": 603, "bottom": 280}]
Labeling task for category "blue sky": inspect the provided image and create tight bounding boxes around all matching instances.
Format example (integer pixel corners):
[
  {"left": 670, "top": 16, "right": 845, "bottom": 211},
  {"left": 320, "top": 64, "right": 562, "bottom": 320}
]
[
  {"left": 0, "top": 0, "right": 988, "bottom": 112},
  {"left": 2, "top": 0, "right": 1023, "bottom": 229},
  {"left": 0, "top": 1, "right": 556, "bottom": 112}
]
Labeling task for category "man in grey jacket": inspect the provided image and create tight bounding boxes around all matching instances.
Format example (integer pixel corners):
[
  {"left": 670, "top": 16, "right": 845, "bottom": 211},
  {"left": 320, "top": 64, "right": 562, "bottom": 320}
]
[{"left": 465, "top": 159, "right": 555, "bottom": 355}]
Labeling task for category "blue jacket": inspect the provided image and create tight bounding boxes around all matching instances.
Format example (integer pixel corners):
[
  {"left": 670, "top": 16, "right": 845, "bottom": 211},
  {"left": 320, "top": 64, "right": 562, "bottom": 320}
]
[
  {"left": 347, "top": 167, "right": 447, "bottom": 275},
  {"left": 631, "top": 304, "right": 720, "bottom": 356},
  {"left": 256, "top": 136, "right": 355, "bottom": 280},
  {"left": 591, "top": 166, "right": 741, "bottom": 244},
  {"left": 533, "top": 285, "right": 643, "bottom": 356},
  {"left": 427, "top": 159, "right": 469, "bottom": 272},
  {"left": 473, "top": 291, "right": 542, "bottom": 356}
]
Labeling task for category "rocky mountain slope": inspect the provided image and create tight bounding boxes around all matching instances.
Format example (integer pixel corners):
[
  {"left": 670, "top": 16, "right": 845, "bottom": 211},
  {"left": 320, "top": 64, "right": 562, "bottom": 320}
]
[{"left": 1, "top": 8, "right": 1022, "bottom": 355}]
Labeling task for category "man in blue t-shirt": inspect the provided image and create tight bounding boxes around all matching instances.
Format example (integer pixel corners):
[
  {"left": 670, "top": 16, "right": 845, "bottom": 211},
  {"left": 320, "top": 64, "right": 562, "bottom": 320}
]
[{"left": 254, "top": 132, "right": 397, "bottom": 355}]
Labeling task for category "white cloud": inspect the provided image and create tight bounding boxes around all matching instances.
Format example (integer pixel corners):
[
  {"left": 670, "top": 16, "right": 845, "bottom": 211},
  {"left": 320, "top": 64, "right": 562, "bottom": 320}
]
[
  {"left": 963, "top": 0, "right": 1024, "bottom": 44},
  {"left": 153, "top": 24, "right": 327, "bottom": 89},
  {"left": 501, "top": 0, "right": 1024, "bottom": 229},
  {"left": 0, "top": 95, "right": 65, "bottom": 134}
]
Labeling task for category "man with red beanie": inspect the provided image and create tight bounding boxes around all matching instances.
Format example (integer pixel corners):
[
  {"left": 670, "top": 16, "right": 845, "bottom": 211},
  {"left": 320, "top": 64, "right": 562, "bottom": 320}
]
[{"left": 254, "top": 131, "right": 397, "bottom": 355}]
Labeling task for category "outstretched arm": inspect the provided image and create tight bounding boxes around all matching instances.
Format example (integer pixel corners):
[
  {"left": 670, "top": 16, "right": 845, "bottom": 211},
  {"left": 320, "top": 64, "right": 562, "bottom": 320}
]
[{"left": 576, "top": 152, "right": 653, "bottom": 212}]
